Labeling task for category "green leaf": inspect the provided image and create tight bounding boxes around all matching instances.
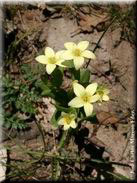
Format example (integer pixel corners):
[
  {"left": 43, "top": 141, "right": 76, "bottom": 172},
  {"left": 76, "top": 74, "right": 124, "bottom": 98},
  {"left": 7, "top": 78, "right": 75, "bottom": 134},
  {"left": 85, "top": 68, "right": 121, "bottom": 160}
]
[
  {"left": 68, "top": 107, "right": 77, "bottom": 116},
  {"left": 4, "top": 121, "right": 11, "bottom": 129},
  {"left": 86, "top": 113, "right": 98, "bottom": 124},
  {"left": 71, "top": 68, "right": 90, "bottom": 85},
  {"left": 51, "top": 68, "right": 63, "bottom": 88},
  {"left": 80, "top": 68, "right": 90, "bottom": 84},
  {"left": 41, "top": 73, "right": 49, "bottom": 84},
  {"left": 36, "top": 80, "right": 53, "bottom": 97},
  {"left": 55, "top": 105, "right": 77, "bottom": 116},
  {"left": 54, "top": 88, "right": 68, "bottom": 107},
  {"left": 71, "top": 69, "right": 80, "bottom": 81},
  {"left": 41, "top": 85, "right": 51, "bottom": 96},
  {"left": 51, "top": 110, "right": 61, "bottom": 128},
  {"left": 62, "top": 60, "right": 74, "bottom": 68},
  {"left": 55, "top": 105, "right": 69, "bottom": 112},
  {"left": 78, "top": 111, "right": 98, "bottom": 124}
]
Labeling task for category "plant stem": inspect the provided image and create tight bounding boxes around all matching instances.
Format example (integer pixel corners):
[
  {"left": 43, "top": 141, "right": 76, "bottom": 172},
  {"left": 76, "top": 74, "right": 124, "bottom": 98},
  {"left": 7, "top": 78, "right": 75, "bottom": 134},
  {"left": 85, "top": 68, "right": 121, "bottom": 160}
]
[
  {"left": 35, "top": 121, "right": 46, "bottom": 161},
  {"left": 58, "top": 130, "right": 68, "bottom": 150},
  {"left": 51, "top": 130, "right": 68, "bottom": 181}
]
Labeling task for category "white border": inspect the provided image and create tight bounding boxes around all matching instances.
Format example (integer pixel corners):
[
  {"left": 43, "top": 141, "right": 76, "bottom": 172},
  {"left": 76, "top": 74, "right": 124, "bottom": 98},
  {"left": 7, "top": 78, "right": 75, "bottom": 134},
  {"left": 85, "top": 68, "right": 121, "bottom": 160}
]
[
  {"left": 0, "top": 0, "right": 136, "bottom": 181},
  {"left": 0, "top": 0, "right": 136, "bottom": 3},
  {"left": 0, "top": 5, "right": 3, "bottom": 145}
]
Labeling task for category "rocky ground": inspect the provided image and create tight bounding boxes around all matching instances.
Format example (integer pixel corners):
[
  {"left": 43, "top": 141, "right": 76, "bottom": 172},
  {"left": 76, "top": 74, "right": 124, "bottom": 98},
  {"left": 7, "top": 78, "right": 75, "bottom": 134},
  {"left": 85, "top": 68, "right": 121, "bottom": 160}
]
[{"left": 1, "top": 3, "right": 136, "bottom": 181}]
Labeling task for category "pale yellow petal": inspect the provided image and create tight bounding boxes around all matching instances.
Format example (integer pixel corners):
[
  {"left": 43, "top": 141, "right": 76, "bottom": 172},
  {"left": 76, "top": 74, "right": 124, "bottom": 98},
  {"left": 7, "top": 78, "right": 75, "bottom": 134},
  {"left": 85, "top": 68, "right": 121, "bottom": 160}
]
[
  {"left": 77, "top": 41, "right": 89, "bottom": 51},
  {"left": 70, "top": 114, "right": 75, "bottom": 120},
  {"left": 58, "top": 118, "right": 64, "bottom": 125},
  {"left": 56, "top": 50, "right": 66, "bottom": 59},
  {"left": 63, "top": 124, "right": 70, "bottom": 130},
  {"left": 61, "top": 112, "right": 66, "bottom": 116},
  {"left": 35, "top": 55, "right": 48, "bottom": 64},
  {"left": 64, "top": 42, "right": 76, "bottom": 50},
  {"left": 70, "top": 120, "right": 77, "bottom": 129},
  {"left": 102, "top": 95, "right": 109, "bottom": 101},
  {"left": 84, "top": 103, "right": 93, "bottom": 116},
  {"left": 55, "top": 56, "right": 66, "bottom": 65},
  {"left": 82, "top": 50, "right": 96, "bottom": 59},
  {"left": 45, "top": 47, "right": 55, "bottom": 57},
  {"left": 73, "top": 83, "right": 85, "bottom": 97},
  {"left": 72, "top": 80, "right": 78, "bottom": 88},
  {"left": 62, "top": 50, "right": 73, "bottom": 60},
  {"left": 104, "top": 89, "right": 109, "bottom": 95},
  {"left": 86, "top": 83, "right": 98, "bottom": 95},
  {"left": 91, "top": 94, "right": 100, "bottom": 103},
  {"left": 46, "top": 64, "right": 56, "bottom": 74},
  {"left": 68, "top": 97, "right": 84, "bottom": 108},
  {"left": 73, "top": 57, "right": 84, "bottom": 70}
]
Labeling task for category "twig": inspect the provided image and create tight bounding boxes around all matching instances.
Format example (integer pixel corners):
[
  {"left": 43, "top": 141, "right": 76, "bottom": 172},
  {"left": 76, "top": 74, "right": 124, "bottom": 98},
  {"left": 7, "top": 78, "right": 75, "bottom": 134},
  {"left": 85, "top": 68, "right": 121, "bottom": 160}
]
[
  {"left": 89, "top": 65, "right": 113, "bottom": 84},
  {"left": 34, "top": 121, "right": 46, "bottom": 162},
  {"left": 85, "top": 16, "right": 117, "bottom": 68},
  {"left": 119, "top": 126, "right": 131, "bottom": 161}
]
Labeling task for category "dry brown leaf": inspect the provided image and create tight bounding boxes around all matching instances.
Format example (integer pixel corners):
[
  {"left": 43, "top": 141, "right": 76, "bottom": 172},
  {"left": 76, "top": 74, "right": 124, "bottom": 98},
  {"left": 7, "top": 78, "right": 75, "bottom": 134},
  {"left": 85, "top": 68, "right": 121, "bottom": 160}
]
[
  {"left": 96, "top": 111, "right": 120, "bottom": 125},
  {"left": 78, "top": 13, "right": 109, "bottom": 32}
]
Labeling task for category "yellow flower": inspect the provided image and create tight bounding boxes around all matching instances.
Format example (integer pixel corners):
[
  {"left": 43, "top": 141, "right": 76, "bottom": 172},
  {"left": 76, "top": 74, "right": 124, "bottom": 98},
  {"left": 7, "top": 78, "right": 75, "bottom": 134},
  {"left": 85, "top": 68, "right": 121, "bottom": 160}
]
[
  {"left": 35, "top": 47, "right": 65, "bottom": 74},
  {"left": 96, "top": 86, "right": 109, "bottom": 102},
  {"left": 68, "top": 83, "right": 99, "bottom": 116},
  {"left": 58, "top": 112, "right": 77, "bottom": 130},
  {"left": 62, "top": 41, "right": 96, "bottom": 70}
]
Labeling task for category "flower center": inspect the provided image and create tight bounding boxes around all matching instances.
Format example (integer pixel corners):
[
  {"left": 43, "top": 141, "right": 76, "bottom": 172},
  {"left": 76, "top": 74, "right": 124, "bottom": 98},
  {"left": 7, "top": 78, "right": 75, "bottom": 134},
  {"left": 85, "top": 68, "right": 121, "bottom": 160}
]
[
  {"left": 48, "top": 57, "right": 57, "bottom": 64},
  {"left": 97, "top": 90, "right": 104, "bottom": 97},
  {"left": 81, "top": 93, "right": 91, "bottom": 103},
  {"left": 73, "top": 49, "right": 81, "bottom": 57},
  {"left": 64, "top": 116, "right": 72, "bottom": 125}
]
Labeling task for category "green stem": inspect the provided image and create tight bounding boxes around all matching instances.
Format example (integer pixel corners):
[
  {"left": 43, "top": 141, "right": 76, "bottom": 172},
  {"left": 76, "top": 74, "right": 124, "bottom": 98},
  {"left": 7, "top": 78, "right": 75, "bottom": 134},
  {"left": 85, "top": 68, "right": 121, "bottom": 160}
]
[
  {"left": 35, "top": 121, "right": 46, "bottom": 161},
  {"left": 58, "top": 130, "right": 68, "bottom": 149},
  {"left": 51, "top": 130, "right": 68, "bottom": 181}
]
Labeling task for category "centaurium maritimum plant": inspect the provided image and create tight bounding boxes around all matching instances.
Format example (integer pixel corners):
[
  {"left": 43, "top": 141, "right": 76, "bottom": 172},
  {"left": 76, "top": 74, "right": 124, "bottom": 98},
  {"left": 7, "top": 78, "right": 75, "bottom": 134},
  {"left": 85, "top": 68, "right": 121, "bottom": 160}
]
[
  {"left": 35, "top": 41, "right": 110, "bottom": 180},
  {"left": 35, "top": 41, "right": 109, "bottom": 129}
]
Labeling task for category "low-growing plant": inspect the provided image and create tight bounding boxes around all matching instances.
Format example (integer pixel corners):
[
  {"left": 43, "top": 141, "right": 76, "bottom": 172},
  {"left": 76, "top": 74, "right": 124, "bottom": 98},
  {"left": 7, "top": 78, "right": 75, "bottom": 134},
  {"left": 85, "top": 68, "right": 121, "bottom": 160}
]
[
  {"left": 108, "top": 4, "right": 135, "bottom": 44},
  {"left": 3, "top": 11, "right": 132, "bottom": 179},
  {"left": 35, "top": 41, "right": 109, "bottom": 126},
  {"left": 34, "top": 41, "right": 112, "bottom": 180},
  {"left": 2, "top": 64, "right": 42, "bottom": 130},
  {"left": 33, "top": 40, "right": 131, "bottom": 181}
]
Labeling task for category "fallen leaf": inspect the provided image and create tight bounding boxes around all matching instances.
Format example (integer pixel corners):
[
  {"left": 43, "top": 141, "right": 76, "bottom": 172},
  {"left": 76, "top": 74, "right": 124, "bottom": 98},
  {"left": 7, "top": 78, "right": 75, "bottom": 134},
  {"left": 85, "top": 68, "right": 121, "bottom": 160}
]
[
  {"left": 78, "top": 12, "right": 109, "bottom": 32},
  {"left": 96, "top": 111, "right": 120, "bottom": 125}
]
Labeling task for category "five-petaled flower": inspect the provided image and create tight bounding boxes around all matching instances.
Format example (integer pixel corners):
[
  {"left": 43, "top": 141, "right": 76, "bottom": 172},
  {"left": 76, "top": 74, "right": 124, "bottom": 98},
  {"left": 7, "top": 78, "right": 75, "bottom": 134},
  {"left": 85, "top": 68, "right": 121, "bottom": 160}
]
[
  {"left": 35, "top": 47, "right": 65, "bottom": 74},
  {"left": 58, "top": 112, "right": 77, "bottom": 130},
  {"left": 62, "top": 41, "right": 96, "bottom": 70},
  {"left": 68, "top": 82, "right": 99, "bottom": 116},
  {"left": 96, "top": 86, "right": 109, "bottom": 102}
]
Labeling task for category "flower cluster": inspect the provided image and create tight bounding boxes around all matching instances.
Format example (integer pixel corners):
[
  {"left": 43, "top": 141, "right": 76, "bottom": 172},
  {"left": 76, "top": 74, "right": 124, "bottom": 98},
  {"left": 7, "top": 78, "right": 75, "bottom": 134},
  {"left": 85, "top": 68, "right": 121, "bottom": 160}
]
[
  {"left": 35, "top": 41, "right": 95, "bottom": 73},
  {"left": 35, "top": 41, "right": 109, "bottom": 131}
]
